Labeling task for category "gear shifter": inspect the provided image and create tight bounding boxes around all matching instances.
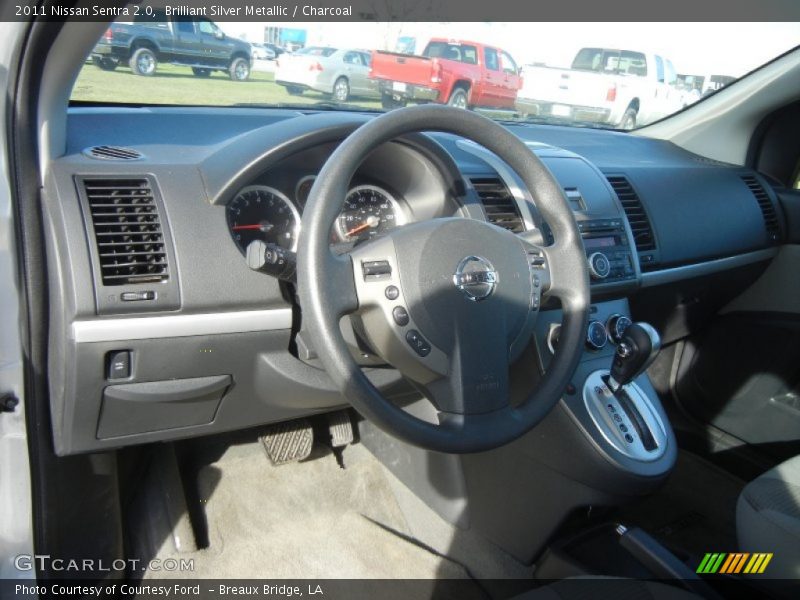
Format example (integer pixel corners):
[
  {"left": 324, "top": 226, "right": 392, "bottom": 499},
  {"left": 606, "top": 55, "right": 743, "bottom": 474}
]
[{"left": 607, "top": 322, "right": 661, "bottom": 393}]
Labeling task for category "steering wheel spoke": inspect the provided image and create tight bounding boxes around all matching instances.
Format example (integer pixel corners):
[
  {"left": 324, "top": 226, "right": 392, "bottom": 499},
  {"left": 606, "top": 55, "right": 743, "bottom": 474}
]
[
  {"left": 321, "top": 251, "right": 360, "bottom": 317},
  {"left": 520, "top": 240, "right": 552, "bottom": 310}
]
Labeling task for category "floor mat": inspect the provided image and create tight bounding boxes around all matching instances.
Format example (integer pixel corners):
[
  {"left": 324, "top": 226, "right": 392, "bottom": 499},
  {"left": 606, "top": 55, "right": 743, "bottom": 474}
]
[
  {"left": 139, "top": 437, "right": 483, "bottom": 593},
  {"left": 617, "top": 450, "right": 745, "bottom": 558}
]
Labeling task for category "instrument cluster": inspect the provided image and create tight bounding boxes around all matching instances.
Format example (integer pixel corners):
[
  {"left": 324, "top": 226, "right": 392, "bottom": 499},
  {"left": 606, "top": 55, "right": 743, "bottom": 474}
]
[{"left": 226, "top": 175, "right": 407, "bottom": 254}]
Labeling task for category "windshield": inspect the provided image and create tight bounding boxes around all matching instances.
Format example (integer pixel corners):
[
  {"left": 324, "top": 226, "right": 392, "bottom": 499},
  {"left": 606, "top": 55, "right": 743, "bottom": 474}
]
[{"left": 72, "top": 21, "right": 798, "bottom": 130}]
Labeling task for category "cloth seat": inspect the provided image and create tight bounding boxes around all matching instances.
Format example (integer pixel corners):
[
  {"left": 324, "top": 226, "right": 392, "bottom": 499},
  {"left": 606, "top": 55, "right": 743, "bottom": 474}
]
[{"left": 737, "top": 454, "right": 800, "bottom": 581}]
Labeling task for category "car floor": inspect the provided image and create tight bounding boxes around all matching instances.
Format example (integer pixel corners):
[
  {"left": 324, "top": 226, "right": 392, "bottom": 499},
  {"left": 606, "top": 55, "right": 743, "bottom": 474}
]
[
  {"left": 127, "top": 430, "right": 530, "bottom": 597},
  {"left": 614, "top": 450, "right": 746, "bottom": 560}
]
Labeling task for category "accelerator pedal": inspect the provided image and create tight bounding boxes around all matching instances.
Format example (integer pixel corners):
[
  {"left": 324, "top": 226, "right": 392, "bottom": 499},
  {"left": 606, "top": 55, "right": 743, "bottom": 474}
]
[
  {"left": 260, "top": 419, "right": 313, "bottom": 465},
  {"left": 325, "top": 411, "right": 354, "bottom": 469},
  {"left": 327, "top": 410, "right": 354, "bottom": 448}
]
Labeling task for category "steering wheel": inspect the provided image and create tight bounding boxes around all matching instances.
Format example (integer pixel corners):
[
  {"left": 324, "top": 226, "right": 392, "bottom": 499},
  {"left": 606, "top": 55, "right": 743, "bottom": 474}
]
[{"left": 297, "top": 105, "right": 589, "bottom": 453}]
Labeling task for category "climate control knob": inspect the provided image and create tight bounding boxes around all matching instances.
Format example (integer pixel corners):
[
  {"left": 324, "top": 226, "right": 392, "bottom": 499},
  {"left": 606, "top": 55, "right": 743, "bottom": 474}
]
[
  {"left": 588, "top": 252, "right": 611, "bottom": 280},
  {"left": 607, "top": 314, "right": 633, "bottom": 344},
  {"left": 586, "top": 320, "right": 609, "bottom": 350}
]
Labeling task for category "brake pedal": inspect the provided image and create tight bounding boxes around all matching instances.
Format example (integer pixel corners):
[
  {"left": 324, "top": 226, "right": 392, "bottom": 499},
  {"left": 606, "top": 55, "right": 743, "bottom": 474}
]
[
  {"left": 260, "top": 419, "right": 313, "bottom": 465},
  {"left": 327, "top": 410, "right": 354, "bottom": 448}
]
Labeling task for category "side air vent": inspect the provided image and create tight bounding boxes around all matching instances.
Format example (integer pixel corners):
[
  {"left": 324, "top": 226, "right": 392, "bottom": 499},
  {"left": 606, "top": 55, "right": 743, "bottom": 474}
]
[
  {"left": 83, "top": 145, "right": 144, "bottom": 161},
  {"left": 471, "top": 177, "right": 525, "bottom": 233},
  {"left": 82, "top": 178, "right": 169, "bottom": 286},
  {"left": 741, "top": 175, "right": 781, "bottom": 243},
  {"left": 606, "top": 175, "right": 656, "bottom": 252}
]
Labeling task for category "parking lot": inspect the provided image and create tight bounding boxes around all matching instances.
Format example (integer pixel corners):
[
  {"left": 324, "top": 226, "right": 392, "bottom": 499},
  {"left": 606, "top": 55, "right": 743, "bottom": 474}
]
[{"left": 71, "top": 60, "right": 382, "bottom": 109}]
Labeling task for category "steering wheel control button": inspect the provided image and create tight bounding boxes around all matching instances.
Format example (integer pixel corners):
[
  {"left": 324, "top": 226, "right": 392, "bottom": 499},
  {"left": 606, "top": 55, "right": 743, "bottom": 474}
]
[
  {"left": 453, "top": 255, "right": 497, "bottom": 301},
  {"left": 527, "top": 250, "right": 547, "bottom": 269},
  {"left": 107, "top": 350, "right": 131, "bottom": 380},
  {"left": 384, "top": 285, "right": 400, "bottom": 300},
  {"left": 585, "top": 320, "right": 608, "bottom": 350},
  {"left": 392, "top": 306, "right": 410, "bottom": 327},
  {"left": 405, "top": 330, "right": 431, "bottom": 357},
  {"left": 588, "top": 252, "right": 612, "bottom": 280},
  {"left": 361, "top": 260, "right": 391, "bottom": 280}
]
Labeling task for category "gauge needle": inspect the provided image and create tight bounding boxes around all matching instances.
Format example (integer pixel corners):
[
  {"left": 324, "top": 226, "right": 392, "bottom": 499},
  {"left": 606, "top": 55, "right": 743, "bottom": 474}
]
[
  {"left": 233, "top": 222, "right": 274, "bottom": 232},
  {"left": 346, "top": 215, "right": 380, "bottom": 237}
]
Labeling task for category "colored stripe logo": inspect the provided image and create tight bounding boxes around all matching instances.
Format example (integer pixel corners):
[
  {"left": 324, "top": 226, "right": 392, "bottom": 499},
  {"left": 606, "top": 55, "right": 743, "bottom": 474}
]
[{"left": 697, "top": 553, "right": 773, "bottom": 574}]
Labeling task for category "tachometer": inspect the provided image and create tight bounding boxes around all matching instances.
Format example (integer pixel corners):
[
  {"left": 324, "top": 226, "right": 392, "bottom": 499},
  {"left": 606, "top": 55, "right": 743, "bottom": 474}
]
[
  {"left": 334, "top": 185, "right": 405, "bottom": 243},
  {"left": 227, "top": 185, "right": 299, "bottom": 254}
]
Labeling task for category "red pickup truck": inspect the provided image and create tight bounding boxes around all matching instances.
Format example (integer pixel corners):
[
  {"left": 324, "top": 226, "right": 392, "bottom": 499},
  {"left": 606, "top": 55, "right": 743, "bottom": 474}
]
[{"left": 370, "top": 39, "right": 522, "bottom": 110}]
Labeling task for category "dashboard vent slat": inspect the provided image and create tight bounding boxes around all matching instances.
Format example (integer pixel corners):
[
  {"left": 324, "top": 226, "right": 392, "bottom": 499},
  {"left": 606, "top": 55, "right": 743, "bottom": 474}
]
[
  {"left": 606, "top": 175, "right": 656, "bottom": 252},
  {"left": 741, "top": 175, "right": 781, "bottom": 243},
  {"left": 83, "top": 145, "right": 144, "bottom": 161},
  {"left": 470, "top": 177, "right": 525, "bottom": 233},
  {"left": 81, "top": 178, "right": 170, "bottom": 286}
]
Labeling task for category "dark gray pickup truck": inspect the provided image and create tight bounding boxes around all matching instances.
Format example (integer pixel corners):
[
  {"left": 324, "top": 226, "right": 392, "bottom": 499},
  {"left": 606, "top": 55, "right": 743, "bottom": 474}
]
[{"left": 92, "top": 17, "right": 252, "bottom": 81}]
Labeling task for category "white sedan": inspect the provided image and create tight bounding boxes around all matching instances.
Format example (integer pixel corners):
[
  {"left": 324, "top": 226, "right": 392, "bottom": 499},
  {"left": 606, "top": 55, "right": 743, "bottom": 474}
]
[{"left": 275, "top": 47, "right": 379, "bottom": 103}]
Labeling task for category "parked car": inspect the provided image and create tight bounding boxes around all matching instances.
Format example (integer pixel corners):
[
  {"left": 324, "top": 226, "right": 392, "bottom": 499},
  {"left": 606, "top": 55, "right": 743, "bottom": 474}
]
[
  {"left": 516, "top": 48, "right": 684, "bottom": 129},
  {"left": 91, "top": 15, "right": 252, "bottom": 81},
  {"left": 369, "top": 39, "right": 523, "bottom": 110},
  {"left": 251, "top": 43, "right": 276, "bottom": 61},
  {"left": 275, "top": 47, "right": 379, "bottom": 102},
  {"left": 263, "top": 42, "right": 287, "bottom": 59}
]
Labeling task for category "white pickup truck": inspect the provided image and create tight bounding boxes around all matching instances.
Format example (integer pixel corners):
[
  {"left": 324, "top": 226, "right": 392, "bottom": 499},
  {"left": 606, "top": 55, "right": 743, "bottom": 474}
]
[{"left": 516, "top": 48, "right": 684, "bottom": 129}]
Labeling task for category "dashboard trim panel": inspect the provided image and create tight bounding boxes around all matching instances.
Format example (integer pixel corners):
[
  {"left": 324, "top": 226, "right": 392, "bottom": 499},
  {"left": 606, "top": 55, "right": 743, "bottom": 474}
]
[
  {"left": 71, "top": 308, "right": 293, "bottom": 343},
  {"left": 640, "top": 248, "right": 777, "bottom": 288},
  {"left": 455, "top": 139, "right": 537, "bottom": 231}
]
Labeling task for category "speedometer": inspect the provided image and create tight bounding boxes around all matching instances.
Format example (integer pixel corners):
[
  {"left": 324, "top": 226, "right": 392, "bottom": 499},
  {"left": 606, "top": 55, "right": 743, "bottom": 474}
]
[
  {"left": 226, "top": 185, "right": 299, "bottom": 254},
  {"left": 334, "top": 185, "right": 405, "bottom": 243}
]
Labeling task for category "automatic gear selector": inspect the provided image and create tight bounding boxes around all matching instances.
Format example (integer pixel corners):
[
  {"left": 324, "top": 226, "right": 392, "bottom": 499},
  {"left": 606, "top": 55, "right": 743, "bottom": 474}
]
[
  {"left": 607, "top": 322, "right": 661, "bottom": 392},
  {"left": 582, "top": 321, "right": 668, "bottom": 461}
]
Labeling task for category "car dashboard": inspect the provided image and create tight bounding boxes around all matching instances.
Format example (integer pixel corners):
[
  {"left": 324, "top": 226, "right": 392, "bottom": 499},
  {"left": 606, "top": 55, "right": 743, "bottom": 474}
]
[{"left": 43, "top": 106, "right": 783, "bottom": 455}]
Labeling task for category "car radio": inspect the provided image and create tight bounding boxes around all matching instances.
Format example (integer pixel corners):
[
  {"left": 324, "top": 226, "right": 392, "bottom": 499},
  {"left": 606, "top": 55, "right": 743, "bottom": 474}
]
[{"left": 577, "top": 218, "right": 635, "bottom": 284}]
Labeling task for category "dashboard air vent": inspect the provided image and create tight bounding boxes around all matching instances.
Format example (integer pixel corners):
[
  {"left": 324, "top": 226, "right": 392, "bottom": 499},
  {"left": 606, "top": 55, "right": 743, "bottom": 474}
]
[
  {"left": 84, "top": 145, "right": 144, "bottom": 161},
  {"left": 741, "top": 175, "right": 781, "bottom": 243},
  {"left": 82, "top": 179, "right": 169, "bottom": 285},
  {"left": 471, "top": 177, "right": 524, "bottom": 233},
  {"left": 606, "top": 175, "right": 656, "bottom": 252}
]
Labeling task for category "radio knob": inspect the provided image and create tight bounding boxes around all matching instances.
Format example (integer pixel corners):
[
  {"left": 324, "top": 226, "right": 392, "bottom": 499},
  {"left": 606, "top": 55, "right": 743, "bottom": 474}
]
[
  {"left": 588, "top": 252, "right": 611, "bottom": 280},
  {"left": 586, "top": 320, "right": 609, "bottom": 350}
]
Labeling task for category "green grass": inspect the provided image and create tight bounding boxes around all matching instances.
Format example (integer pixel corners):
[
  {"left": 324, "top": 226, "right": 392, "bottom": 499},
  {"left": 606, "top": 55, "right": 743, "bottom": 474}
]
[{"left": 72, "top": 62, "right": 381, "bottom": 109}]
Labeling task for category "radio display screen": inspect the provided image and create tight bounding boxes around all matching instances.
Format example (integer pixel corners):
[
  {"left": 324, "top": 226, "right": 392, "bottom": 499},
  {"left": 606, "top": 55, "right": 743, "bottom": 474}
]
[{"left": 584, "top": 236, "right": 617, "bottom": 249}]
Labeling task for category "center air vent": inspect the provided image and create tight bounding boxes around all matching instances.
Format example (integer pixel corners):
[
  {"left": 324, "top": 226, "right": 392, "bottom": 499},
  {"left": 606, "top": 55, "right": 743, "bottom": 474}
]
[
  {"left": 84, "top": 145, "right": 144, "bottom": 161},
  {"left": 471, "top": 177, "right": 525, "bottom": 233},
  {"left": 741, "top": 174, "right": 781, "bottom": 243},
  {"left": 606, "top": 175, "right": 656, "bottom": 252},
  {"left": 81, "top": 178, "right": 169, "bottom": 286}
]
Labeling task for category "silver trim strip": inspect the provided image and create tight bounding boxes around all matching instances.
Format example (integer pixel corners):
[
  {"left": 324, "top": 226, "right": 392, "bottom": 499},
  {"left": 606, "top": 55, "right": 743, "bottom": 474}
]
[
  {"left": 641, "top": 248, "right": 777, "bottom": 288},
  {"left": 72, "top": 308, "right": 293, "bottom": 343},
  {"left": 455, "top": 139, "right": 537, "bottom": 231}
]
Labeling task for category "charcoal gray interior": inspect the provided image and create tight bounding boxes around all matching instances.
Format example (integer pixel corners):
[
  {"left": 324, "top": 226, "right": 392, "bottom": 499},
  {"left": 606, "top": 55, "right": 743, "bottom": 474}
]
[{"left": 11, "top": 19, "right": 800, "bottom": 598}]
